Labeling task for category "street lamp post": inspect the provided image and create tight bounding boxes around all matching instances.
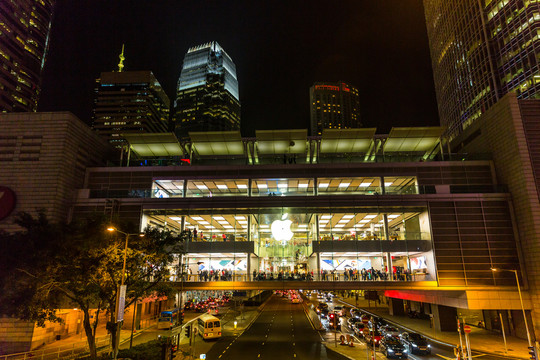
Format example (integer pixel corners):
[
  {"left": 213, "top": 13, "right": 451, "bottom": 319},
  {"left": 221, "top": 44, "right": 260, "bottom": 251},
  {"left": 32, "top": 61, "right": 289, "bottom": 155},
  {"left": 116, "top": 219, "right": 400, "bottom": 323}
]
[
  {"left": 491, "top": 268, "right": 532, "bottom": 347},
  {"left": 107, "top": 227, "right": 144, "bottom": 360}
]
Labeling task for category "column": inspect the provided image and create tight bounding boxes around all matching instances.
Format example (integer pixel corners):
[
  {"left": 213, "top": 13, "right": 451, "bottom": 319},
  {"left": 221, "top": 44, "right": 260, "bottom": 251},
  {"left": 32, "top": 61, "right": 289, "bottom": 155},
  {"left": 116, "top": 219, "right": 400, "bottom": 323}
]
[
  {"left": 386, "top": 253, "right": 393, "bottom": 280},
  {"left": 246, "top": 253, "right": 251, "bottom": 281},
  {"left": 388, "top": 298, "right": 405, "bottom": 316},
  {"left": 316, "top": 252, "right": 321, "bottom": 280},
  {"left": 432, "top": 304, "right": 457, "bottom": 332}
]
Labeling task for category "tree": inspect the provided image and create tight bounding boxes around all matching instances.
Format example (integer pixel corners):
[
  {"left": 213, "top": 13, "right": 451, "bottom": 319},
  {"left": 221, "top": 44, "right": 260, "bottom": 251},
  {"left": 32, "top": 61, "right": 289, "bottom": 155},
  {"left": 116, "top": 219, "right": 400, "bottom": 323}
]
[{"left": 0, "top": 212, "right": 184, "bottom": 360}]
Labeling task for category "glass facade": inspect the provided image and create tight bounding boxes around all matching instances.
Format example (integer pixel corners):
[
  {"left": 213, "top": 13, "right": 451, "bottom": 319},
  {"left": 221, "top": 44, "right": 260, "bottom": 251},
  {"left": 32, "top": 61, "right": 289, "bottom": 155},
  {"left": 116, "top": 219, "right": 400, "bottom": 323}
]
[
  {"left": 0, "top": 0, "right": 55, "bottom": 112},
  {"left": 423, "top": 0, "right": 540, "bottom": 139},
  {"left": 173, "top": 42, "right": 241, "bottom": 137},
  {"left": 142, "top": 208, "right": 435, "bottom": 282}
]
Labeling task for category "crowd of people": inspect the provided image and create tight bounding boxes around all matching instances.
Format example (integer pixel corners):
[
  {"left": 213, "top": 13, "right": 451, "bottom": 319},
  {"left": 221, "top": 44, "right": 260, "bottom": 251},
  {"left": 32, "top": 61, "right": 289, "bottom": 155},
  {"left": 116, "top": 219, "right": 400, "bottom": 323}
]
[{"left": 182, "top": 267, "right": 414, "bottom": 282}]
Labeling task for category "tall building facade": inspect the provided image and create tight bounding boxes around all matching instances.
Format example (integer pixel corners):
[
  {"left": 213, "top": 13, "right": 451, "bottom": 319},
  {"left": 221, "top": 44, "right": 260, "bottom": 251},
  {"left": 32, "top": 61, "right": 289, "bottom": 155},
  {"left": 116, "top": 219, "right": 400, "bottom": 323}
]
[
  {"left": 423, "top": 0, "right": 540, "bottom": 139},
  {"left": 173, "top": 42, "right": 240, "bottom": 138},
  {"left": 309, "top": 82, "right": 361, "bottom": 136},
  {"left": 92, "top": 71, "right": 170, "bottom": 148},
  {"left": 0, "top": 0, "right": 55, "bottom": 112}
]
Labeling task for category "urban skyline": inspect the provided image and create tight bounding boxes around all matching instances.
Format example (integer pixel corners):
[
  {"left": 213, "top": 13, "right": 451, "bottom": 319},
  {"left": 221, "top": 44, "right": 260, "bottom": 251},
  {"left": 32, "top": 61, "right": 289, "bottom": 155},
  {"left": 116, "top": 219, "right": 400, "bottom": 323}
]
[{"left": 37, "top": 0, "right": 439, "bottom": 136}]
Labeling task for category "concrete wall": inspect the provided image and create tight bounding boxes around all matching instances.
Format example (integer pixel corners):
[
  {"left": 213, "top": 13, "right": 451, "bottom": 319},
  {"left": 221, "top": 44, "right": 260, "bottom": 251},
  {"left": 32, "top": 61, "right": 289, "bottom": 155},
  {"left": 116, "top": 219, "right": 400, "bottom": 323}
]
[{"left": 0, "top": 112, "right": 113, "bottom": 233}]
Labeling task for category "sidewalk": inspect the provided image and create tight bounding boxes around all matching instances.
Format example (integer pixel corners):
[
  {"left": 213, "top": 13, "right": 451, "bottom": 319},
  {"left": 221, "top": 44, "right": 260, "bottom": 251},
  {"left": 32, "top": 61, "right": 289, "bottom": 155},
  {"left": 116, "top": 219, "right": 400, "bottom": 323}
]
[{"left": 336, "top": 296, "right": 529, "bottom": 359}]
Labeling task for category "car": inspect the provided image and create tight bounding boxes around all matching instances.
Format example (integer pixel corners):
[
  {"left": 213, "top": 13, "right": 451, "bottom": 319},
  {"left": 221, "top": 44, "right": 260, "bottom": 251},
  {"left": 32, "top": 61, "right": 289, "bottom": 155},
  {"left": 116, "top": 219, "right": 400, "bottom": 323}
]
[
  {"left": 292, "top": 297, "right": 301, "bottom": 303},
  {"left": 333, "top": 305, "right": 344, "bottom": 316},
  {"left": 400, "top": 332, "right": 431, "bottom": 355},
  {"left": 207, "top": 305, "right": 219, "bottom": 315},
  {"left": 381, "top": 325, "right": 400, "bottom": 337},
  {"left": 347, "top": 317, "right": 362, "bottom": 328},
  {"left": 352, "top": 322, "right": 366, "bottom": 338},
  {"left": 380, "top": 336, "right": 408, "bottom": 358},
  {"left": 364, "top": 328, "right": 383, "bottom": 347},
  {"left": 316, "top": 302, "right": 329, "bottom": 317},
  {"left": 350, "top": 308, "right": 362, "bottom": 318}
]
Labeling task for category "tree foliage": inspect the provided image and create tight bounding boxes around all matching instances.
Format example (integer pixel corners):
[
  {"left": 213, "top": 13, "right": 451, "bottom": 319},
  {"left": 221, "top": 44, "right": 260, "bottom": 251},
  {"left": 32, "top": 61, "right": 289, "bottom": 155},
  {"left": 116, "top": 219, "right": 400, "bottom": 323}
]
[{"left": 0, "top": 212, "right": 185, "bottom": 359}]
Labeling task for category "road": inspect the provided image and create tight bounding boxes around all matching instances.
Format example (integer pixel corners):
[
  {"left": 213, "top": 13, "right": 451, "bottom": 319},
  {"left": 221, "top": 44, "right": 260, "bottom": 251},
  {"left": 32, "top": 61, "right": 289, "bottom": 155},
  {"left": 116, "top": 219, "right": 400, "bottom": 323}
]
[
  {"left": 205, "top": 294, "right": 349, "bottom": 360},
  {"left": 316, "top": 293, "right": 515, "bottom": 360}
]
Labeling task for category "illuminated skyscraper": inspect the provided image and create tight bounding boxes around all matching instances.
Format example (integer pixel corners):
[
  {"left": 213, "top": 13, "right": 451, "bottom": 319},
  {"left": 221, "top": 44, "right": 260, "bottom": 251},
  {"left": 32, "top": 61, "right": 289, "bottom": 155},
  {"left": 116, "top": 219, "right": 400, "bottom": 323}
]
[
  {"left": 0, "top": 0, "right": 55, "bottom": 112},
  {"left": 173, "top": 42, "right": 240, "bottom": 137},
  {"left": 92, "top": 50, "right": 170, "bottom": 148},
  {"left": 310, "top": 81, "right": 361, "bottom": 136},
  {"left": 423, "top": 0, "right": 540, "bottom": 139}
]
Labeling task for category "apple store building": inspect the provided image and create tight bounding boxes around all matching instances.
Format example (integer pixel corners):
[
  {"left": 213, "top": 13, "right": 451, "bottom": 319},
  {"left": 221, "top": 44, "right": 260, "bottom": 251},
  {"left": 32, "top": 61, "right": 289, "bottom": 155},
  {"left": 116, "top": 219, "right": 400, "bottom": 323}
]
[{"left": 73, "top": 129, "right": 521, "bottom": 287}]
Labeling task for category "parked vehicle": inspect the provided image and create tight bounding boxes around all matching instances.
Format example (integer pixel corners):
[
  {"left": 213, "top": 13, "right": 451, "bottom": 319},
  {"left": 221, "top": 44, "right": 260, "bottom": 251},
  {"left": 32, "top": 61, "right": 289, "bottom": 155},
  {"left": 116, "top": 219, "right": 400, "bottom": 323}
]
[
  {"left": 380, "top": 336, "right": 408, "bottom": 359},
  {"left": 400, "top": 332, "right": 431, "bottom": 355}
]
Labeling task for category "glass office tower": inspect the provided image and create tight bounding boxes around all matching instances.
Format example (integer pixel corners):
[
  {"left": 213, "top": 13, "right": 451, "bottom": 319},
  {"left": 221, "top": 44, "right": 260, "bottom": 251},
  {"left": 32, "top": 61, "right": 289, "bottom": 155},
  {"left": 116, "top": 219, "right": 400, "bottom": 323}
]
[
  {"left": 0, "top": 0, "right": 55, "bottom": 112},
  {"left": 423, "top": 0, "right": 540, "bottom": 139},
  {"left": 173, "top": 42, "right": 240, "bottom": 137}
]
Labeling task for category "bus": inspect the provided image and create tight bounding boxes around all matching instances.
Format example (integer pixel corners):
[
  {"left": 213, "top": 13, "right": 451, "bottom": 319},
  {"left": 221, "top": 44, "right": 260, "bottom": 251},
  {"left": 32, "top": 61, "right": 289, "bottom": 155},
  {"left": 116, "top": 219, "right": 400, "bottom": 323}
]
[
  {"left": 197, "top": 314, "right": 221, "bottom": 340},
  {"left": 158, "top": 308, "right": 181, "bottom": 330}
]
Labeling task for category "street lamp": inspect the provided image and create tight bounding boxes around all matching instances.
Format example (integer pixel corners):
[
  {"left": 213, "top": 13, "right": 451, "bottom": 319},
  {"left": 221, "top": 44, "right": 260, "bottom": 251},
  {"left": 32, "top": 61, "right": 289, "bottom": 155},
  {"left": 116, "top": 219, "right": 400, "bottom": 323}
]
[
  {"left": 490, "top": 268, "right": 532, "bottom": 347},
  {"left": 107, "top": 227, "right": 144, "bottom": 359}
]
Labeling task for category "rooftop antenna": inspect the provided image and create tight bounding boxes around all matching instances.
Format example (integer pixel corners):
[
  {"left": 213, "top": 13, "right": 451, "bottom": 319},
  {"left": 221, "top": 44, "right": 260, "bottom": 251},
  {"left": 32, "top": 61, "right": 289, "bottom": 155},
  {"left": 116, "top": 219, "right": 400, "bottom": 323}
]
[{"left": 117, "top": 44, "right": 125, "bottom": 72}]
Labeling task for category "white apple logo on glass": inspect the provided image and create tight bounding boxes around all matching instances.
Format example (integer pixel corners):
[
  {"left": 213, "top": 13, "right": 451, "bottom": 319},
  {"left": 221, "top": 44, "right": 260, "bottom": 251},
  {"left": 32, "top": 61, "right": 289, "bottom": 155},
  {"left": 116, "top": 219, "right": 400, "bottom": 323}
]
[{"left": 271, "top": 213, "right": 293, "bottom": 242}]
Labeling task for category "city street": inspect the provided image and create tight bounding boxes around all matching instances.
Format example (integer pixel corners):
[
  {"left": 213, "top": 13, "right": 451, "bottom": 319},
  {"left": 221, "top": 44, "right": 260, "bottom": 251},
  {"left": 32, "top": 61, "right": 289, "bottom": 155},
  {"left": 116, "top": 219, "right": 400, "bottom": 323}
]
[{"left": 205, "top": 294, "right": 348, "bottom": 360}]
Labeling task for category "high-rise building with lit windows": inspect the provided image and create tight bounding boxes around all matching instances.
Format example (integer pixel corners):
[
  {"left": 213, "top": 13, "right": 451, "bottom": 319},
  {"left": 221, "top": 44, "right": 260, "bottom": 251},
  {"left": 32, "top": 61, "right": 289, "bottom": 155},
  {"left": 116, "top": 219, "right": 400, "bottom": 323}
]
[
  {"left": 92, "top": 71, "right": 170, "bottom": 148},
  {"left": 309, "top": 81, "right": 361, "bottom": 136},
  {"left": 423, "top": 0, "right": 540, "bottom": 139},
  {"left": 173, "top": 42, "right": 240, "bottom": 138},
  {"left": 0, "top": 0, "right": 55, "bottom": 112}
]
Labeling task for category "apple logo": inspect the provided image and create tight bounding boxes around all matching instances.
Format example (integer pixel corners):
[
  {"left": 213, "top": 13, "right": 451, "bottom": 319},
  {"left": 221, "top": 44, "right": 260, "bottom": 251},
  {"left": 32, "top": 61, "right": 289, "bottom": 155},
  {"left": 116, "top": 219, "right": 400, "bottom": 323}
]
[{"left": 271, "top": 213, "right": 293, "bottom": 242}]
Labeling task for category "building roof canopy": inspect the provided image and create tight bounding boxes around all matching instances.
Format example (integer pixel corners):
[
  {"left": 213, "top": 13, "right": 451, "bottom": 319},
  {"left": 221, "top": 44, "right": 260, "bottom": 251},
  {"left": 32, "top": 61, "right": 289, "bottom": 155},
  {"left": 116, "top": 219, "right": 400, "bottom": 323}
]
[
  {"left": 190, "top": 131, "right": 244, "bottom": 156},
  {"left": 124, "top": 133, "right": 183, "bottom": 157},
  {"left": 255, "top": 129, "right": 307, "bottom": 154},
  {"left": 383, "top": 127, "right": 445, "bottom": 153},
  {"left": 320, "top": 128, "right": 376, "bottom": 153}
]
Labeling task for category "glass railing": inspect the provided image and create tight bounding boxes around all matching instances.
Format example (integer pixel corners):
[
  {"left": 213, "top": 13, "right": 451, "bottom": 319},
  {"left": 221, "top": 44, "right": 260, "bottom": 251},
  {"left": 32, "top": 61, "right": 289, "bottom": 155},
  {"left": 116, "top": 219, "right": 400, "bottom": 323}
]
[
  {"left": 317, "top": 232, "right": 432, "bottom": 241},
  {"left": 88, "top": 184, "right": 507, "bottom": 199},
  {"left": 168, "top": 272, "right": 431, "bottom": 282}
]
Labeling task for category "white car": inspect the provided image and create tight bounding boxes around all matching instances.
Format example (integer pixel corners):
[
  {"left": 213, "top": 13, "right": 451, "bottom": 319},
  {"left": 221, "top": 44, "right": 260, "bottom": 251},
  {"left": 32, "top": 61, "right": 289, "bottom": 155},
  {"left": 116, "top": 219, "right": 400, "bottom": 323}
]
[{"left": 333, "top": 305, "right": 344, "bottom": 316}]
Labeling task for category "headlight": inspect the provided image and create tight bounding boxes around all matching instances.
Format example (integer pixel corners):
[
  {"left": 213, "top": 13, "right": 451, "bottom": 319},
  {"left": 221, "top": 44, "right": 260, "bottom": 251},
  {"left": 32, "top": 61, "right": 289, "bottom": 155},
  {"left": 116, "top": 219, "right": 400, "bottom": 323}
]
[
  {"left": 412, "top": 344, "right": 418, "bottom": 347},
  {"left": 403, "top": 349, "right": 408, "bottom": 353},
  {"left": 388, "top": 349, "right": 394, "bottom": 353},
  {"left": 427, "top": 345, "right": 431, "bottom": 348}
]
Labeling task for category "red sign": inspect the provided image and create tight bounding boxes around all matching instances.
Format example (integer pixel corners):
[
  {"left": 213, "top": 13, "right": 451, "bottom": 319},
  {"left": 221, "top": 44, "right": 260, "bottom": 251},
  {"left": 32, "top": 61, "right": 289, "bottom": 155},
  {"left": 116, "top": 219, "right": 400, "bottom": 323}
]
[
  {"left": 463, "top": 325, "right": 471, "bottom": 333},
  {"left": 0, "top": 186, "right": 16, "bottom": 221}
]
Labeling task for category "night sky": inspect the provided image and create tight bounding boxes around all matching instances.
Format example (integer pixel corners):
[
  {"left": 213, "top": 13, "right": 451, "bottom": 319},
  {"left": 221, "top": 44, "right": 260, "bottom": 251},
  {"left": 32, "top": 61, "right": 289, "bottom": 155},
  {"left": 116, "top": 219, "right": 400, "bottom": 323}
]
[{"left": 39, "top": 1, "right": 439, "bottom": 136}]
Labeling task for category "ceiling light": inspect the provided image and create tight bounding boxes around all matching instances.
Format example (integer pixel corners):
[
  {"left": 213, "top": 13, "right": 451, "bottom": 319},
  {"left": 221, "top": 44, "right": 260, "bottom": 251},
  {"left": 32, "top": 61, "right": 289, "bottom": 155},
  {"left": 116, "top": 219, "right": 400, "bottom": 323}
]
[
  {"left": 196, "top": 184, "right": 208, "bottom": 190},
  {"left": 364, "top": 215, "right": 377, "bottom": 219},
  {"left": 319, "top": 183, "right": 329, "bottom": 187},
  {"left": 217, "top": 184, "right": 228, "bottom": 190},
  {"left": 278, "top": 183, "right": 288, "bottom": 188},
  {"left": 199, "top": 221, "right": 209, "bottom": 225},
  {"left": 342, "top": 215, "right": 354, "bottom": 219},
  {"left": 385, "top": 182, "right": 393, "bottom": 187},
  {"left": 223, "top": 225, "right": 233, "bottom": 229},
  {"left": 338, "top": 219, "right": 349, "bottom": 223},
  {"left": 192, "top": 216, "right": 204, "bottom": 221},
  {"left": 235, "top": 216, "right": 245, "bottom": 220},
  {"left": 298, "top": 183, "right": 309, "bottom": 188},
  {"left": 257, "top": 184, "right": 267, "bottom": 188},
  {"left": 237, "top": 184, "right": 248, "bottom": 189},
  {"left": 388, "top": 214, "right": 400, "bottom": 219},
  {"left": 169, "top": 216, "right": 182, "bottom": 221},
  {"left": 339, "top": 183, "right": 350, "bottom": 188},
  {"left": 335, "top": 224, "right": 345, "bottom": 227},
  {"left": 321, "top": 215, "right": 332, "bottom": 219},
  {"left": 359, "top": 182, "right": 372, "bottom": 187},
  {"left": 214, "top": 216, "right": 225, "bottom": 220}
]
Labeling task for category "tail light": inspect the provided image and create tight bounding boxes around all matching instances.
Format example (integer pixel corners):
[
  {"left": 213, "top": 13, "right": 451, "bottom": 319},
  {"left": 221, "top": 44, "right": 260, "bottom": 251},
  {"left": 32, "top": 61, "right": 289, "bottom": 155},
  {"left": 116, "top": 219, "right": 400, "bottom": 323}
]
[
  {"left": 204, "top": 333, "right": 208, "bottom": 337},
  {"left": 219, "top": 332, "right": 221, "bottom": 335}
]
